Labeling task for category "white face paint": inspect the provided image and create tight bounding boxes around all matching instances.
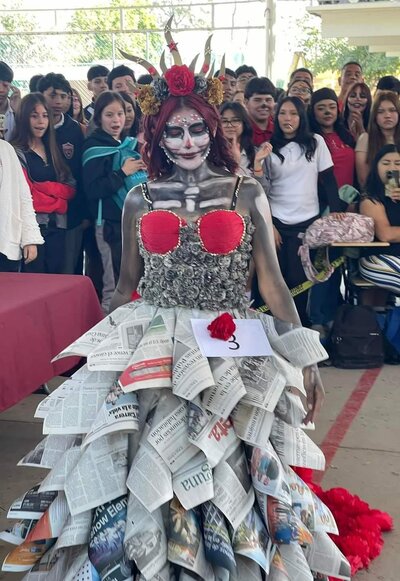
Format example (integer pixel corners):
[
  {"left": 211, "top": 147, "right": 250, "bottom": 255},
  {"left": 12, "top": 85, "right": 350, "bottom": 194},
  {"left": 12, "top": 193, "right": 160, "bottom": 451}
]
[{"left": 160, "top": 106, "right": 211, "bottom": 171}]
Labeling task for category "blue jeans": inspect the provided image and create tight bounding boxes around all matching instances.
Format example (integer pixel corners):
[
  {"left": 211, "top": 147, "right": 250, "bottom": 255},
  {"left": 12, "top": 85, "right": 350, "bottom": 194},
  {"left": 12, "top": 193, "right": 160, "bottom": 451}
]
[{"left": 309, "top": 267, "right": 343, "bottom": 327}]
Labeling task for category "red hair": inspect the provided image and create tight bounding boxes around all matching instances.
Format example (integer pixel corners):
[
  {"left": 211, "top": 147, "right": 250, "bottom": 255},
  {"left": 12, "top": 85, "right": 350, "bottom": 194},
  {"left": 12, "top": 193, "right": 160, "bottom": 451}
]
[{"left": 142, "top": 93, "right": 237, "bottom": 178}]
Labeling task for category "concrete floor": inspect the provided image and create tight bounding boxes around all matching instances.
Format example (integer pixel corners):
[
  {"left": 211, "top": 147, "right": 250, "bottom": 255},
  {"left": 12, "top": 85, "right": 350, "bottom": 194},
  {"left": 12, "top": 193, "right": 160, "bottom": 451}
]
[{"left": 0, "top": 367, "right": 399, "bottom": 580}]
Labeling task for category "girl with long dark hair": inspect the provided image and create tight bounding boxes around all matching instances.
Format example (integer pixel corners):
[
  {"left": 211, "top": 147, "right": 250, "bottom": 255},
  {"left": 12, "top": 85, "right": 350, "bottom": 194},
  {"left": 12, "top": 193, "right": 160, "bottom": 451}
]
[
  {"left": 308, "top": 88, "right": 355, "bottom": 337},
  {"left": 119, "top": 91, "right": 140, "bottom": 139},
  {"left": 219, "top": 100, "right": 273, "bottom": 180},
  {"left": 71, "top": 88, "right": 86, "bottom": 125},
  {"left": 309, "top": 88, "right": 355, "bottom": 188},
  {"left": 359, "top": 144, "right": 400, "bottom": 295},
  {"left": 220, "top": 101, "right": 255, "bottom": 174},
  {"left": 12, "top": 93, "right": 75, "bottom": 273},
  {"left": 82, "top": 90, "right": 146, "bottom": 311},
  {"left": 356, "top": 91, "right": 400, "bottom": 188},
  {"left": 254, "top": 96, "right": 343, "bottom": 324},
  {"left": 342, "top": 81, "right": 372, "bottom": 141}
]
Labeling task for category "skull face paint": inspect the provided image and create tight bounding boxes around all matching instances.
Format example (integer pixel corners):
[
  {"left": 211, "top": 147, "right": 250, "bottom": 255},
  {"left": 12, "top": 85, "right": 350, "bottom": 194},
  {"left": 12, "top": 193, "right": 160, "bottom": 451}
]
[{"left": 160, "top": 106, "right": 211, "bottom": 170}]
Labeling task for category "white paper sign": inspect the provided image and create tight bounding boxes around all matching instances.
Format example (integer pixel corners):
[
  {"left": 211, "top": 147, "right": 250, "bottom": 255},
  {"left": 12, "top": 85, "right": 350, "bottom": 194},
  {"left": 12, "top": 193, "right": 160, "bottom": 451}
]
[{"left": 191, "top": 319, "right": 273, "bottom": 358}]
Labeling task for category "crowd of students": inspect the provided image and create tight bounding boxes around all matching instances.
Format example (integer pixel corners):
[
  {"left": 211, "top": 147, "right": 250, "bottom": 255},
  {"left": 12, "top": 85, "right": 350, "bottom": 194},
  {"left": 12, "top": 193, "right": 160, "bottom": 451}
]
[
  {"left": 217, "top": 62, "right": 400, "bottom": 335},
  {"left": 1, "top": 57, "right": 400, "bottom": 331}
]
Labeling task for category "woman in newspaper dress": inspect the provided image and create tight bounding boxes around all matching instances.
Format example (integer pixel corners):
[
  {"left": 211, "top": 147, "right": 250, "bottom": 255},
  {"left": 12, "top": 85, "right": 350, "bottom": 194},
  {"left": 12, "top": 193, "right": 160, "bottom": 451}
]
[{"left": 2, "top": 26, "right": 390, "bottom": 581}]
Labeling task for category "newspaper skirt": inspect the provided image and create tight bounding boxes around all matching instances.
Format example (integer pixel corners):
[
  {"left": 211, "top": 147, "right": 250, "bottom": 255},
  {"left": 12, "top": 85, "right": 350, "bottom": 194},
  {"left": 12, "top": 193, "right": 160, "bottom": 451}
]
[{"left": 2, "top": 300, "right": 352, "bottom": 580}]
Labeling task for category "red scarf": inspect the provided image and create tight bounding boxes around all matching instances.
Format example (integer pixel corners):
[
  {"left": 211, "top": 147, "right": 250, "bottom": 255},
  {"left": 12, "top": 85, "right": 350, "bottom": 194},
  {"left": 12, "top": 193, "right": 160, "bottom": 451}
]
[{"left": 23, "top": 168, "right": 75, "bottom": 215}]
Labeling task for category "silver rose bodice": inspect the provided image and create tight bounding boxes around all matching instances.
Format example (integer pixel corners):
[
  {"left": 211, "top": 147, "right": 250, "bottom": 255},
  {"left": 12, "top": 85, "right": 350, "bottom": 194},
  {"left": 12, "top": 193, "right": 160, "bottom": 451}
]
[{"left": 137, "top": 214, "right": 255, "bottom": 311}]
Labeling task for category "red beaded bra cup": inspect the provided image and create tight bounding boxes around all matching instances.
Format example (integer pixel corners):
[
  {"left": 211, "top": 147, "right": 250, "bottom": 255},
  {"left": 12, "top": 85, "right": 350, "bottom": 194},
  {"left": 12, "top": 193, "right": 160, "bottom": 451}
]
[{"left": 139, "top": 209, "right": 246, "bottom": 256}]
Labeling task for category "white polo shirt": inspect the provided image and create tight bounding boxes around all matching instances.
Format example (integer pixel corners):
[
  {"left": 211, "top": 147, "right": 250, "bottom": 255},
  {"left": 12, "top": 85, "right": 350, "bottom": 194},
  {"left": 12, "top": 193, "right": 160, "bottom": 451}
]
[{"left": 265, "top": 133, "right": 333, "bottom": 225}]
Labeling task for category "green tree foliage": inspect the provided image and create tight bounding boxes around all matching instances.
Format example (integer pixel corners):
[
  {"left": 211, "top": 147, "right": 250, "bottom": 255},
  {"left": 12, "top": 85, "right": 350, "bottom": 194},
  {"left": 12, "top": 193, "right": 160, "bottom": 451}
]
[
  {"left": 298, "top": 16, "right": 400, "bottom": 86},
  {"left": 67, "top": 0, "right": 163, "bottom": 65},
  {"left": 0, "top": 1, "right": 52, "bottom": 67}
]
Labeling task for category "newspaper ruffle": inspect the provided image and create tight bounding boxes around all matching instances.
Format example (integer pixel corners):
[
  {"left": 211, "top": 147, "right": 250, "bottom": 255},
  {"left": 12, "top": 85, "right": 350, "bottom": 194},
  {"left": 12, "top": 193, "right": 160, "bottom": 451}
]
[{"left": 1, "top": 299, "right": 353, "bottom": 580}]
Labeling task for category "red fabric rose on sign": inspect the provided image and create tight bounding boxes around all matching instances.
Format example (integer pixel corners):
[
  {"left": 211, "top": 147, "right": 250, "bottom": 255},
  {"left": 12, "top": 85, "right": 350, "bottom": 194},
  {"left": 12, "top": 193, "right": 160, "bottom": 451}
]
[
  {"left": 164, "top": 65, "right": 195, "bottom": 96},
  {"left": 207, "top": 312, "right": 236, "bottom": 341}
]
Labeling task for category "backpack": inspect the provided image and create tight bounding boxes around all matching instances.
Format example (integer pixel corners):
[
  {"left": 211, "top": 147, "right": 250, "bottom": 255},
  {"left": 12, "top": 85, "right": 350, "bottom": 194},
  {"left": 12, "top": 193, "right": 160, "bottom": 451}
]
[
  {"left": 330, "top": 304, "right": 384, "bottom": 369},
  {"left": 298, "top": 213, "right": 375, "bottom": 283}
]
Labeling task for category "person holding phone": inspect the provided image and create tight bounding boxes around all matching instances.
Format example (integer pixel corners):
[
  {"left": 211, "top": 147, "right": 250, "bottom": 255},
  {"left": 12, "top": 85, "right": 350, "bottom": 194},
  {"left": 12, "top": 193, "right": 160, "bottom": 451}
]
[
  {"left": 359, "top": 144, "right": 400, "bottom": 296},
  {"left": 0, "top": 61, "right": 21, "bottom": 142}
]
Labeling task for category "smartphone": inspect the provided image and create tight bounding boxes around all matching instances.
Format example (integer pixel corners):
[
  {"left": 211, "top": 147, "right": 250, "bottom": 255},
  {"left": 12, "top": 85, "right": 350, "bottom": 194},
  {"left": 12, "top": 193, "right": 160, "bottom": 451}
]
[
  {"left": 0, "top": 114, "right": 5, "bottom": 133},
  {"left": 386, "top": 170, "right": 400, "bottom": 188}
]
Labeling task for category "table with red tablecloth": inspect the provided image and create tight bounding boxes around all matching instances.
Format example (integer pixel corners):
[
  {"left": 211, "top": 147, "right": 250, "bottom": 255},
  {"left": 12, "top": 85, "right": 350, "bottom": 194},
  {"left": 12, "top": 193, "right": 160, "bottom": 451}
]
[{"left": 0, "top": 273, "right": 103, "bottom": 411}]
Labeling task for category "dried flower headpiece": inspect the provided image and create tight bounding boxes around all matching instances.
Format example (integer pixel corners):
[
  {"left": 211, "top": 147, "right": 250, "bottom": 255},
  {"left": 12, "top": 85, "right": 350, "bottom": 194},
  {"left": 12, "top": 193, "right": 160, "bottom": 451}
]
[{"left": 120, "top": 16, "right": 224, "bottom": 116}]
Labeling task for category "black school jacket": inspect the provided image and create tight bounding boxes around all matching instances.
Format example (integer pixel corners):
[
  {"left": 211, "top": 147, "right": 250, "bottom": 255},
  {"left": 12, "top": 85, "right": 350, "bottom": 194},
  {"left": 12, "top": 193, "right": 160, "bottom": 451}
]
[
  {"left": 82, "top": 128, "right": 127, "bottom": 223},
  {"left": 55, "top": 114, "right": 87, "bottom": 228}
]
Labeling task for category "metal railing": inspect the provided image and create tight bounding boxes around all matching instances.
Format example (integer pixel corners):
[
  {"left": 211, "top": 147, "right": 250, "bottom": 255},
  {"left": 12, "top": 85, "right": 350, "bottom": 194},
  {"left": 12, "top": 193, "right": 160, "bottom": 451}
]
[{"left": 0, "top": 1, "right": 270, "bottom": 87}]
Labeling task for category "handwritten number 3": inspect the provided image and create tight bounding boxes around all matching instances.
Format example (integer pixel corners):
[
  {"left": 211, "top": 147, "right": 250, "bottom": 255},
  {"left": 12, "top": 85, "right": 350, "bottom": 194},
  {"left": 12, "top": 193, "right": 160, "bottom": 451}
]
[{"left": 228, "top": 334, "right": 240, "bottom": 350}]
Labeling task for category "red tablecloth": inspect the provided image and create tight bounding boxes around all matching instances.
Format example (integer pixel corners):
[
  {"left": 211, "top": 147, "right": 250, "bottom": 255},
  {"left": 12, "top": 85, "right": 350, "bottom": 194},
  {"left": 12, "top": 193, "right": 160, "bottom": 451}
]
[{"left": 0, "top": 273, "right": 103, "bottom": 411}]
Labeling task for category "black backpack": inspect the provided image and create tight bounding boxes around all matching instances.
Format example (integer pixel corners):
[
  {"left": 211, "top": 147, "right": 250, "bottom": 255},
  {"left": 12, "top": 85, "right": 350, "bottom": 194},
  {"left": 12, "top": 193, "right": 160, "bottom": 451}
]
[{"left": 330, "top": 304, "right": 384, "bottom": 369}]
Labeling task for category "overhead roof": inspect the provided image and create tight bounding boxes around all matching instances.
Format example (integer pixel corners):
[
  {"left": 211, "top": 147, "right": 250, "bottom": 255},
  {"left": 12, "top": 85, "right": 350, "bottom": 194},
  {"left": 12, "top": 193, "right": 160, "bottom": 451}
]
[{"left": 307, "top": 1, "right": 400, "bottom": 57}]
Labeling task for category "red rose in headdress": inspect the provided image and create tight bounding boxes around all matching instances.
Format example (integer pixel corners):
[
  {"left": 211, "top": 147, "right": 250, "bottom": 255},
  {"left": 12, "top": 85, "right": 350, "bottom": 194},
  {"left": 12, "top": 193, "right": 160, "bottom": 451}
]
[{"left": 164, "top": 65, "right": 195, "bottom": 96}]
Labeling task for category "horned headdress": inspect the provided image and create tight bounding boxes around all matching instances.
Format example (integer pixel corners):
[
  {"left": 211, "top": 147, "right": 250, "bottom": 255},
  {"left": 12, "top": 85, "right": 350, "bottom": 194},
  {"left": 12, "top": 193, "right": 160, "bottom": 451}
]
[{"left": 119, "top": 16, "right": 224, "bottom": 115}]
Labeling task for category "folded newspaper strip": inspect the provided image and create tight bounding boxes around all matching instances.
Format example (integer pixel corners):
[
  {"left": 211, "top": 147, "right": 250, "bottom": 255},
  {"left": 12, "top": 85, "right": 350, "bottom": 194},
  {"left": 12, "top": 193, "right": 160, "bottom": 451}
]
[
  {"left": 20, "top": 546, "right": 87, "bottom": 581},
  {"left": 280, "top": 543, "right": 314, "bottom": 581},
  {"left": 233, "top": 508, "right": 271, "bottom": 573},
  {"left": 18, "top": 435, "right": 77, "bottom": 469},
  {"left": 172, "top": 452, "right": 214, "bottom": 510},
  {"left": 42, "top": 373, "right": 117, "bottom": 435},
  {"left": 88, "top": 495, "right": 132, "bottom": 581},
  {"left": 212, "top": 441, "right": 255, "bottom": 530},
  {"left": 38, "top": 446, "right": 82, "bottom": 494},
  {"left": 2, "top": 539, "right": 55, "bottom": 573},
  {"left": 270, "top": 417, "right": 326, "bottom": 471},
  {"left": 8, "top": 485, "right": 58, "bottom": 520},
  {"left": 34, "top": 367, "right": 117, "bottom": 420},
  {"left": 202, "top": 502, "right": 236, "bottom": 573},
  {"left": 147, "top": 393, "right": 199, "bottom": 473},
  {"left": 304, "top": 531, "right": 351, "bottom": 580},
  {"left": 25, "top": 492, "right": 69, "bottom": 542},
  {"left": 125, "top": 495, "right": 167, "bottom": 579},
  {"left": 0, "top": 519, "right": 37, "bottom": 546},
  {"left": 202, "top": 357, "right": 246, "bottom": 419},
  {"left": 168, "top": 497, "right": 214, "bottom": 580},
  {"left": 64, "top": 433, "right": 128, "bottom": 516},
  {"left": 127, "top": 436, "right": 173, "bottom": 513},
  {"left": 267, "top": 549, "right": 290, "bottom": 581},
  {"left": 54, "top": 510, "right": 92, "bottom": 551},
  {"left": 250, "top": 444, "right": 292, "bottom": 505},
  {"left": 82, "top": 383, "right": 139, "bottom": 447},
  {"left": 119, "top": 312, "right": 175, "bottom": 392},
  {"left": 172, "top": 338, "right": 216, "bottom": 401},
  {"left": 187, "top": 399, "right": 238, "bottom": 468},
  {"left": 52, "top": 302, "right": 147, "bottom": 360}
]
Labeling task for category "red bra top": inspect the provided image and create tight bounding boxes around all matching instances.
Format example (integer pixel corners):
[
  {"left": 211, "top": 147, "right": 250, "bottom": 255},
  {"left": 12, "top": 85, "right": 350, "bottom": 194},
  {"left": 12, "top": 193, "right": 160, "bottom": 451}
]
[{"left": 139, "top": 177, "right": 247, "bottom": 256}]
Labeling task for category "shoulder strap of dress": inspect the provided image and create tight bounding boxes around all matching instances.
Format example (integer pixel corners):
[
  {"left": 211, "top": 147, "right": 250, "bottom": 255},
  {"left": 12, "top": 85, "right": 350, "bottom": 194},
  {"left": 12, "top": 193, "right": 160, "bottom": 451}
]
[
  {"left": 141, "top": 182, "right": 153, "bottom": 210},
  {"left": 231, "top": 175, "right": 244, "bottom": 210}
]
